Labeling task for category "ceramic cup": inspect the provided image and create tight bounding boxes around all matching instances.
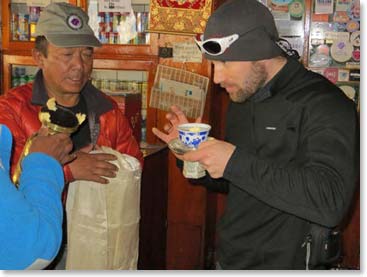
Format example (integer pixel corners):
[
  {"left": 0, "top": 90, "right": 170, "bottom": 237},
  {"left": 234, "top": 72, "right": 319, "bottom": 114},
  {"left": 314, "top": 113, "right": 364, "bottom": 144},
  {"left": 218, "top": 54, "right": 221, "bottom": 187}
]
[
  {"left": 177, "top": 123, "right": 211, "bottom": 149},
  {"left": 177, "top": 123, "right": 211, "bottom": 179}
]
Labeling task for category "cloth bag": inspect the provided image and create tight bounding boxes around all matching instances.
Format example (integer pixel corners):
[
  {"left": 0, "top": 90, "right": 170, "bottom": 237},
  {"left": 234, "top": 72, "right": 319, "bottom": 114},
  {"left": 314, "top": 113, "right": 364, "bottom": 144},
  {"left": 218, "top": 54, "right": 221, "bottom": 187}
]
[{"left": 65, "top": 146, "right": 141, "bottom": 269}]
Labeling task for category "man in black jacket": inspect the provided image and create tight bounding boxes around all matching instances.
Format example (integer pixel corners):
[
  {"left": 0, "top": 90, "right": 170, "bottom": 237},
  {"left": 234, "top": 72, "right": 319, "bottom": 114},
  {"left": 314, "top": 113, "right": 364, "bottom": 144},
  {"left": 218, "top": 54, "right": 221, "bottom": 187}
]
[{"left": 152, "top": 0, "right": 358, "bottom": 270}]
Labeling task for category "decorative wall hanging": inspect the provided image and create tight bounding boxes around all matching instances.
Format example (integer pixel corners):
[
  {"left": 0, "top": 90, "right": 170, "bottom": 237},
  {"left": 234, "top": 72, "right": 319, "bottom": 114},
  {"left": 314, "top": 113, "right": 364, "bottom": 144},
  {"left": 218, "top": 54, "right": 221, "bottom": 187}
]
[{"left": 148, "top": 0, "right": 212, "bottom": 35}]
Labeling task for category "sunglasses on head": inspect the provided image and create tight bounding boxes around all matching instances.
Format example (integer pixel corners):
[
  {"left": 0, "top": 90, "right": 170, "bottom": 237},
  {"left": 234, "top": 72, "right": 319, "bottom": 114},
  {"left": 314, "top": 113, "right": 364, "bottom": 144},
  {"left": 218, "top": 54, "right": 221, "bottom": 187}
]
[
  {"left": 195, "top": 33, "right": 240, "bottom": 56},
  {"left": 195, "top": 26, "right": 278, "bottom": 57}
]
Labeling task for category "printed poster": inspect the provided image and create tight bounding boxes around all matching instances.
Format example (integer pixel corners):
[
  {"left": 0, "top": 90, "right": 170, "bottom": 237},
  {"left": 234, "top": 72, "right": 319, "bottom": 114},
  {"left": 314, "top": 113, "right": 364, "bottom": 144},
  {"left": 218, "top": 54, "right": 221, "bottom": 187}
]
[{"left": 172, "top": 42, "right": 202, "bottom": 63}]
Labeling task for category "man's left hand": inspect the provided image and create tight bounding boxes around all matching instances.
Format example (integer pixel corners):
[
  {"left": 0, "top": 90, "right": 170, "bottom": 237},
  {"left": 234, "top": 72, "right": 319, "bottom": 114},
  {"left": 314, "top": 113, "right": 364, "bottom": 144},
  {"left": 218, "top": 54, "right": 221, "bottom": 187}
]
[{"left": 183, "top": 139, "right": 236, "bottom": 179}]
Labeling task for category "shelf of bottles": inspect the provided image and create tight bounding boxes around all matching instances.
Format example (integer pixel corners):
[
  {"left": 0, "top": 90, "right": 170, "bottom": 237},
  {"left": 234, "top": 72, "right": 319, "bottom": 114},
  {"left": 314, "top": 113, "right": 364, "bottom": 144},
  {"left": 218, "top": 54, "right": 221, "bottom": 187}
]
[
  {"left": 91, "top": 69, "right": 148, "bottom": 142},
  {"left": 9, "top": 1, "right": 42, "bottom": 42},
  {"left": 88, "top": 0, "right": 150, "bottom": 45},
  {"left": 9, "top": 0, "right": 150, "bottom": 45}
]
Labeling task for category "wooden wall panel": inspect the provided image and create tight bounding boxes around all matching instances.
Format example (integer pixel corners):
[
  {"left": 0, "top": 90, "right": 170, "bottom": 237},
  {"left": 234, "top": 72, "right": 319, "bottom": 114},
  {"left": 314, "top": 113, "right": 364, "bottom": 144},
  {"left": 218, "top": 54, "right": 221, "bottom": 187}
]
[
  {"left": 154, "top": 33, "right": 213, "bottom": 269},
  {"left": 166, "top": 223, "right": 203, "bottom": 269},
  {"left": 138, "top": 148, "right": 168, "bottom": 269}
]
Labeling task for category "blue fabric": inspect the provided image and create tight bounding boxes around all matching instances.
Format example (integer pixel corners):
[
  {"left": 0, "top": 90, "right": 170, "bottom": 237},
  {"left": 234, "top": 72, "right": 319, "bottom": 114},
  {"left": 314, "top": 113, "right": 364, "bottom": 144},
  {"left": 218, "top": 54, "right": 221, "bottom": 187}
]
[
  {"left": 0, "top": 124, "right": 12, "bottom": 172},
  {"left": 0, "top": 124, "right": 64, "bottom": 269}
]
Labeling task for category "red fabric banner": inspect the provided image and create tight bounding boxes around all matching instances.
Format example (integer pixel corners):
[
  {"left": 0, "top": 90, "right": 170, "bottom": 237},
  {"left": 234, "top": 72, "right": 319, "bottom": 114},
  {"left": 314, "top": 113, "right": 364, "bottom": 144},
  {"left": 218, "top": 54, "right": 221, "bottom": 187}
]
[{"left": 149, "top": 0, "right": 212, "bottom": 35}]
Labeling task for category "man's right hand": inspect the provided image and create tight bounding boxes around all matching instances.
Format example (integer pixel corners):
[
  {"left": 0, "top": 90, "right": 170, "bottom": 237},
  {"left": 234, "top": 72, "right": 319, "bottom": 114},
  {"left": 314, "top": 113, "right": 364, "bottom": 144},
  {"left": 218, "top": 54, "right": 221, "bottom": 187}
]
[
  {"left": 29, "top": 132, "right": 74, "bottom": 165},
  {"left": 68, "top": 145, "right": 119, "bottom": 184},
  {"left": 152, "top": 105, "right": 202, "bottom": 144}
]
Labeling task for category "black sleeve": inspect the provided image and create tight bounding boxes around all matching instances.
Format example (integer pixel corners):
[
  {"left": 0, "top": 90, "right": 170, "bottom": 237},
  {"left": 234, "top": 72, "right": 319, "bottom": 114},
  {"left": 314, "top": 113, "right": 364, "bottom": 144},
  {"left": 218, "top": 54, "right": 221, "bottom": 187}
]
[{"left": 176, "top": 159, "right": 229, "bottom": 193}]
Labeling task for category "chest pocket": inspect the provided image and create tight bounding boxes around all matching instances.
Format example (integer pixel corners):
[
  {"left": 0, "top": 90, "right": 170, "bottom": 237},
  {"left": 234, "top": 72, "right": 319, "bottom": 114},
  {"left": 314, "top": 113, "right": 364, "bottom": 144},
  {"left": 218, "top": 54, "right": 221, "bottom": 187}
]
[{"left": 254, "top": 101, "right": 303, "bottom": 162}]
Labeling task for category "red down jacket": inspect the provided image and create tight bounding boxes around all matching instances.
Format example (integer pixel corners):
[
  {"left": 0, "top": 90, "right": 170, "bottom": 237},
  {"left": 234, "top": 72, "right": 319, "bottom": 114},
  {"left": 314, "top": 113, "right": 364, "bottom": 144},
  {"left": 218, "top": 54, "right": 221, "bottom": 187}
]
[{"left": 0, "top": 75, "right": 143, "bottom": 184}]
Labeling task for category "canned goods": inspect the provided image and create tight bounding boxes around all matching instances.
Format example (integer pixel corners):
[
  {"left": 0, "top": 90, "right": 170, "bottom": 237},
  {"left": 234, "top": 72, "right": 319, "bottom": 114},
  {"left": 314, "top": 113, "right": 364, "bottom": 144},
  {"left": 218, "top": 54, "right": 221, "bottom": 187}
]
[
  {"left": 112, "top": 13, "right": 119, "bottom": 32},
  {"left": 101, "top": 79, "right": 110, "bottom": 91},
  {"left": 109, "top": 80, "right": 118, "bottom": 91},
  {"left": 29, "top": 22, "right": 37, "bottom": 41},
  {"left": 136, "top": 12, "right": 142, "bottom": 33},
  {"left": 29, "top": 6, "right": 41, "bottom": 23},
  {"left": 119, "top": 80, "right": 128, "bottom": 91},
  {"left": 99, "top": 32, "right": 107, "bottom": 44},
  {"left": 91, "top": 78, "right": 98, "bottom": 88},
  {"left": 11, "top": 13, "right": 19, "bottom": 41},
  {"left": 94, "top": 79, "right": 102, "bottom": 89},
  {"left": 19, "top": 75, "right": 28, "bottom": 85},
  {"left": 18, "top": 13, "right": 30, "bottom": 41},
  {"left": 109, "top": 32, "right": 115, "bottom": 44}
]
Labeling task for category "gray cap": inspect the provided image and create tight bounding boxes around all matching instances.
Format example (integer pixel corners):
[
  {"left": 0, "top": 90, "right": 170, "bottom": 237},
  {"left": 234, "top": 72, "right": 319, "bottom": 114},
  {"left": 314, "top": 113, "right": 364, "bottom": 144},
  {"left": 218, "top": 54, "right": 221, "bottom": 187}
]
[
  {"left": 203, "top": 0, "right": 283, "bottom": 61},
  {"left": 34, "top": 2, "right": 101, "bottom": 48}
]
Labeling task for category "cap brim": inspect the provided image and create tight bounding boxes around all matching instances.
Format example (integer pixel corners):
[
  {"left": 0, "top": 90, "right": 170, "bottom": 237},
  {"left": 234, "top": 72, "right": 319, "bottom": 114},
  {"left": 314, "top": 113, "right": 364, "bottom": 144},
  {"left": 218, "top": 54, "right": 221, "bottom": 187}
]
[{"left": 45, "top": 34, "right": 102, "bottom": 48}]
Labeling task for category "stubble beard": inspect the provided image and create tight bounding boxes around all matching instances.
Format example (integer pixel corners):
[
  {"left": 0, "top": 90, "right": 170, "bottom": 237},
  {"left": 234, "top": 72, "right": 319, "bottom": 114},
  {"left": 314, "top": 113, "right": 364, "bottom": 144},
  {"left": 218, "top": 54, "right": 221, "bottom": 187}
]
[{"left": 230, "top": 62, "right": 267, "bottom": 103}]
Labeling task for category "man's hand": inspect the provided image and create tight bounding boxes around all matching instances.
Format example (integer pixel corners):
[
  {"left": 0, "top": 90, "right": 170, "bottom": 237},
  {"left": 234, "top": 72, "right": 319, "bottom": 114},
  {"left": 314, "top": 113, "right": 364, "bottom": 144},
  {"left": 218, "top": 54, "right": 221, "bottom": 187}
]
[
  {"left": 183, "top": 139, "right": 236, "bottom": 179},
  {"left": 152, "top": 105, "right": 202, "bottom": 144},
  {"left": 29, "top": 132, "right": 74, "bottom": 165},
  {"left": 68, "top": 145, "right": 118, "bottom": 184}
]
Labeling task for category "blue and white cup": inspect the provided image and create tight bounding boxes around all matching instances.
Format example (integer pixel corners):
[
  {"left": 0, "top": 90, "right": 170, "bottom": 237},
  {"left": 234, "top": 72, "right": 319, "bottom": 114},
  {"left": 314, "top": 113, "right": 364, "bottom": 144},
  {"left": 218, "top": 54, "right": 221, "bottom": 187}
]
[
  {"left": 177, "top": 123, "right": 211, "bottom": 178},
  {"left": 177, "top": 123, "right": 211, "bottom": 149}
]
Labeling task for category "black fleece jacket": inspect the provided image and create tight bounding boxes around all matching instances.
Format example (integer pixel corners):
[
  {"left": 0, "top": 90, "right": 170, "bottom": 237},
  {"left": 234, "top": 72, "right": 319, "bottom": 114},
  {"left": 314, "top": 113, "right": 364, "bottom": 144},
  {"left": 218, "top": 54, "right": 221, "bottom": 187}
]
[{"left": 195, "top": 58, "right": 358, "bottom": 269}]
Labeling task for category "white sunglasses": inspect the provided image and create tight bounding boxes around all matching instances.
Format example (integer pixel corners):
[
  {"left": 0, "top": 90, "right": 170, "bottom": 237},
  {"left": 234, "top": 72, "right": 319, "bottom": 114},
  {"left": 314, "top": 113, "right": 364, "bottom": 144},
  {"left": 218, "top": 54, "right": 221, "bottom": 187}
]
[{"left": 195, "top": 34, "right": 240, "bottom": 56}]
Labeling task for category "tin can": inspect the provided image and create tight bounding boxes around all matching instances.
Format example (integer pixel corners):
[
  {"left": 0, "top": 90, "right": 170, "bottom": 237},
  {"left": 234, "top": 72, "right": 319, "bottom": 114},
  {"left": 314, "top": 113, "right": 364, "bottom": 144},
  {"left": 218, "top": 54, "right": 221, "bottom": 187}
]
[
  {"left": 29, "top": 6, "right": 41, "bottom": 23},
  {"left": 112, "top": 13, "right": 119, "bottom": 32},
  {"left": 19, "top": 75, "right": 28, "bottom": 86},
  {"left": 141, "top": 12, "right": 149, "bottom": 32},
  {"left": 29, "top": 22, "right": 37, "bottom": 41},
  {"left": 101, "top": 79, "right": 110, "bottom": 91},
  {"left": 94, "top": 78, "right": 102, "bottom": 89},
  {"left": 109, "top": 80, "right": 118, "bottom": 92},
  {"left": 91, "top": 78, "right": 98, "bottom": 88},
  {"left": 99, "top": 31, "right": 107, "bottom": 44},
  {"left": 18, "top": 13, "right": 29, "bottom": 41},
  {"left": 105, "top": 13, "right": 111, "bottom": 32},
  {"left": 109, "top": 32, "right": 115, "bottom": 44},
  {"left": 119, "top": 80, "right": 128, "bottom": 91},
  {"left": 11, "top": 13, "right": 19, "bottom": 41},
  {"left": 128, "top": 81, "right": 138, "bottom": 92},
  {"left": 136, "top": 12, "right": 142, "bottom": 33}
]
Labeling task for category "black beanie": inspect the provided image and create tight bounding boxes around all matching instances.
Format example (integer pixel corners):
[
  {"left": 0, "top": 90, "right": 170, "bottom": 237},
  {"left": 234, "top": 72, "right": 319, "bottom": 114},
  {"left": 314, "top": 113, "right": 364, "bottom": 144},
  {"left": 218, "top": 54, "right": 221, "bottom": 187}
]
[{"left": 203, "top": 0, "right": 284, "bottom": 61}]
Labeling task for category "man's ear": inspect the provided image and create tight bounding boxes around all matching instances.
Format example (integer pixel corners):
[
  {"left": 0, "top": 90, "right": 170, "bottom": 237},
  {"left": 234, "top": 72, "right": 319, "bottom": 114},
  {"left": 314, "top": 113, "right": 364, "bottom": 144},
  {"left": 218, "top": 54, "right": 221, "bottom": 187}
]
[{"left": 32, "top": 49, "right": 45, "bottom": 68}]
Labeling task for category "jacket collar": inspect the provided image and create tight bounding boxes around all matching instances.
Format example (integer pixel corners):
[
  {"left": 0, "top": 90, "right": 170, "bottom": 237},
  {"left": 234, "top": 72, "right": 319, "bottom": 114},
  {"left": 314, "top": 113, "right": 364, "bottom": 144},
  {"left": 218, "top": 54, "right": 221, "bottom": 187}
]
[
  {"left": 249, "top": 57, "right": 304, "bottom": 103},
  {"left": 31, "top": 70, "right": 113, "bottom": 116}
]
